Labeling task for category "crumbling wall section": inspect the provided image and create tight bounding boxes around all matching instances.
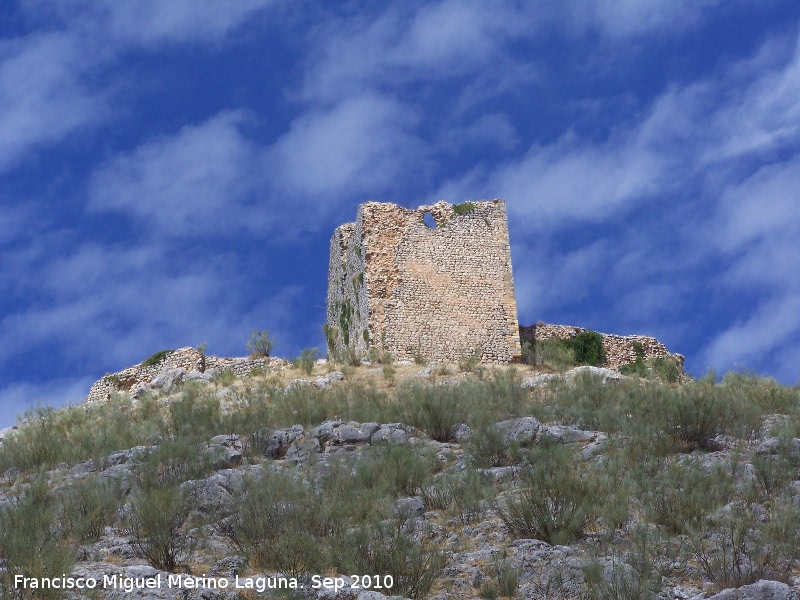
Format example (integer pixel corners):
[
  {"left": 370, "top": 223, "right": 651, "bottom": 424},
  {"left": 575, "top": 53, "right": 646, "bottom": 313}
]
[
  {"left": 327, "top": 199, "right": 522, "bottom": 363},
  {"left": 86, "top": 347, "right": 286, "bottom": 403},
  {"left": 325, "top": 221, "right": 369, "bottom": 359},
  {"left": 519, "top": 323, "right": 685, "bottom": 370}
]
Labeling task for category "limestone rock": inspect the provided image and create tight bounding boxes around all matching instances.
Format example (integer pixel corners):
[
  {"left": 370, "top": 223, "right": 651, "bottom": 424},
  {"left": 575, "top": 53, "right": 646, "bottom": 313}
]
[
  {"left": 264, "top": 425, "right": 304, "bottom": 458},
  {"left": 371, "top": 423, "right": 412, "bottom": 444},
  {"left": 706, "top": 580, "right": 798, "bottom": 600},
  {"left": 149, "top": 367, "right": 185, "bottom": 391},
  {"left": 327, "top": 370, "right": 345, "bottom": 382},
  {"left": 756, "top": 436, "right": 800, "bottom": 455},
  {"left": 492, "top": 417, "right": 541, "bottom": 446},
  {"left": 393, "top": 496, "right": 426, "bottom": 518}
]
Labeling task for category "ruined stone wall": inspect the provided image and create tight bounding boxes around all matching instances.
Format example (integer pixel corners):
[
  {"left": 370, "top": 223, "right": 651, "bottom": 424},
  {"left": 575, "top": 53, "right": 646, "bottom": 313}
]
[
  {"left": 86, "top": 347, "right": 286, "bottom": 403},
  {"left": 327, "top": 200, "right": 522, "bottom": 363},
  {"left": 519, "top": 323, "right": 685, "bottom": 370},
  {"left": 326, "top": 221, "right": 370, "bottom": 358}
]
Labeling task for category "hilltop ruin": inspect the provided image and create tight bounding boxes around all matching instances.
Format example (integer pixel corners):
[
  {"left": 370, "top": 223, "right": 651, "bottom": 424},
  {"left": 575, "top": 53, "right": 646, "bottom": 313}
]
[{"left": 326, "top": 200, "right": 522, "bottom": 363}]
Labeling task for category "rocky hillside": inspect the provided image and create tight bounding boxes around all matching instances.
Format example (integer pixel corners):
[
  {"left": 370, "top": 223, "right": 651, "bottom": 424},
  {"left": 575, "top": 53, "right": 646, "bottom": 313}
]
[{"left": 1, "top": 352, "right": 799, "bottom": 600}]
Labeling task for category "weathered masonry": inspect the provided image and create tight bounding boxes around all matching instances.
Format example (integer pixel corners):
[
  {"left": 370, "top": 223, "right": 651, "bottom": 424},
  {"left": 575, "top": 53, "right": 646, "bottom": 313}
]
[{"left": 326, "top": 200, "right": 522, "bottom": 363}]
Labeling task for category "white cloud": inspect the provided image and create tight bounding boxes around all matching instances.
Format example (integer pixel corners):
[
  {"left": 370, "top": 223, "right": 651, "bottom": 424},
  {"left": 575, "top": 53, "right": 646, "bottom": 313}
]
[
  {"left": 701, "top": 155, "right": 800, "bottom": 377},
  {"left": 1, "top": 0, "right": 275, "bottom": 172},
  {"left": 87, "top": 97, "right": 423, "bottom": 235},
  {"left": 562, "top": 0, "right": 729, "bottom": 39},
  {"left": 0, "top": 32, "right": 104, "bottom": 171},
  {"left": 87, "top": 111, "right": 268, "bottom": 235},
  {"left": 716, "top": 157, "right": 800, "bottom": 253},
  {"left": 302, "top": 0, "right": 737, "bottom": 105},
  {"left": 22, "top": 0, "right": 274, "bottom": 47},
  {"left": 0, "top": 238, "right": 308, "bottom": 374},
  {"left": 437, "top": 128, "right": 666, "bottom": 231},
  {"left": 268, "top": 94, "right": 421, "bottom": 201},
  {"left": 302, "top": 2, "right": 535, "bottom": 102},
  {"left": 703, "top": 293, "right": 800, "bottom": 381}
]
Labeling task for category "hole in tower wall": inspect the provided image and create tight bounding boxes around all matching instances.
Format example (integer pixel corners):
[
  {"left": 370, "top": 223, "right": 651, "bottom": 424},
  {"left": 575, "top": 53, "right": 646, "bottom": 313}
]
[{"left": 423, "top": 211, "right": 437, "bottom": 229}]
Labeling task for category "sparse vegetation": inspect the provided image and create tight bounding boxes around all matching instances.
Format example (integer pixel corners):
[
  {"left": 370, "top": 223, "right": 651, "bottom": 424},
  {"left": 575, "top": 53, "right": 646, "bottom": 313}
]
[
  {"left": 2, "top": 356, "right": 800, "bottom": 599},
  {"left": 247, "top": 329, "right": 275, "bottom": 357},
  {"left": 398, "top": 381, "right": 471, "bottom": 442},
  {"left": 125, "top": 483, "right": 194, "bottom": 571},
  {"left": 293, "top": 347, "right": 319, "bottom": 375},
  {"left": 458, "top": 346, "right": 482, "bottom": 372},
  {"left": 0, "top": 479, "right": 76, "bottom": 600},
  {"left": 452, "top": 201, "right": 477, "bottom": 216},
  {"left": 524, "top": 337, "right": 575, "bottom": 370},
  {"left": 141, "top": 348, "right": 174, "bottom": 368},
  {"left": 496, "top": 443, "right": 596, "bottom": 545}
]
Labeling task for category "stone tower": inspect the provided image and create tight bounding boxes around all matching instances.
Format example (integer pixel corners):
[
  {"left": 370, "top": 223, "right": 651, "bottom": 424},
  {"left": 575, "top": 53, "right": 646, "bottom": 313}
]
[{"left": 326, "top": 200, "right": 522, "bottom": 363}]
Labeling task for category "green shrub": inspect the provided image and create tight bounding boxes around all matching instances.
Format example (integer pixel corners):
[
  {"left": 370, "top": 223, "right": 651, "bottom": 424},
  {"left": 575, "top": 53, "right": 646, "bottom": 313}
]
[
  {"left": 398, "top": 382, "right": 471, "bottom": 442},
  {"left": 530, "top": 338, "right": 575, "bottom": 371},
  {"left": 0, "top": 397, "right": 167, "bottom": 474},
  {"left": 382, "top": 364, "right": 396, "bottom": 385},
  {"left": 589, "top": 451, "right": 633, "bottom": 530},
  {"left": 620, "top": 357, "right": 647, "bottom": 377},
  {"left": 665, "top": 388, "right": 724, "bottom": 451},
  {"left": 648, "top": 355, "right": 683, "bottom": 383},
  {"left": 687, "top": 499, "right": 800, "bottom": 589},
  {"left": 497, "top": 444, "right": 595, "bottom": 544},
  {"left": 481, "top": 368, "right": 527, "bottom": 419},
  {"left": 168, "top": 390, "right": 222, "bottom": 442},
  {"left": 422, "top": 469, "right": 492, "bottom": 524},
  {"left": 642, "top": 458, "right": 735, "bottom": 535},
  {"left": 367, "top": 347, "right": 395, "bottom": 367},
  {"left": 571, "top": 330, "right": 606, "bottom": 366},
  {"left": 458, "top": 347, "right": 482, "bottom": 373},
  {"left": 218, "top": 469, "right": 326, "bottom": 576},
  {"left": 336, "top": 515, "right": 447, "bottom": 599},
  {"left": 60, "top": 476, "right": 122, "bottom": 543},
  {"left": 480, "top": 552, "right": 519, "bottom": 599},
  {"left": 467, "top": 426, "right": 521, "bottom": 468},
  {"left": 142, "top": 349, "right": 175, "bottom": 368},
  {"left": 413, "top": 344, "right": 427, "bottom": 365},
  {"left": 719, "top": 371, "right": 800, "bottom": 415},
  {"left": 134, "top": 439, "right": 218, "bottom": 488},
  {"left": 356, "top": 444, "right": 438, "bottom": 497},
  {"left": 752, "top": 439, "right": 800, "bottom": 497},
  {"left": 452, "top": 201, "right": 477, "bottom": 216},
  {"left": 247, "top": 329, "right": 275, "bottom": 357},
  {"left": 125, "top": 484, "right": 194, "bottom": 572},
  {"left": 292, "top": 347, "right": 319, "bottom": 375},
  {"left": 583, "top": 554, "right": 662, "bottom": 600},
  {"left": 0, "top": 480, "right": 76, "bottom": 599}
]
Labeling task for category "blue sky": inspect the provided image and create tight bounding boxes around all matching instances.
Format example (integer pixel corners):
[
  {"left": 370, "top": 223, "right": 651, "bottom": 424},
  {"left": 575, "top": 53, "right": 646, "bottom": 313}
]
[{"left": 2, "top": 1, "right": 800, "bottom": 428}]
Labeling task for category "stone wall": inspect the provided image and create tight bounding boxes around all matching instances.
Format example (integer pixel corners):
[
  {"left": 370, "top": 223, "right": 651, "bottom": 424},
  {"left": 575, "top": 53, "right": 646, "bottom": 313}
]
[
  {"left": 327, "top": 200, "right": 522, "bottom": 363},
  {"left": 519, "top": 323, "right": 685, "bottom": 370},
  {"left": 86, "top": 347, "right": 286, "bottom": 403}
]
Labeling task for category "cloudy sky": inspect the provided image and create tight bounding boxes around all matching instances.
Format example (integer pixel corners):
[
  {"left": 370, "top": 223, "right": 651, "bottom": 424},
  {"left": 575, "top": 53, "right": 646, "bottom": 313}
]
[{"left": 2, "top": 1, "right": 799, "bottom": 427}]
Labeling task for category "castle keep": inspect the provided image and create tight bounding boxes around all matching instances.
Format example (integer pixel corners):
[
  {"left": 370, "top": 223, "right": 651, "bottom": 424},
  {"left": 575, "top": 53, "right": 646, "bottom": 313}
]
[{"left": 326, "top": 200, "right": 522, "bottom": 363}]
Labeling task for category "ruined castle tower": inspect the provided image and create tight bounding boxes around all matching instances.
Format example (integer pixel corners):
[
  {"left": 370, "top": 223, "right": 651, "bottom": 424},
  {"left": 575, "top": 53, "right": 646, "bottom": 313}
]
[{"left": 326, "top": 200, "right": 522, "bottom": 363}]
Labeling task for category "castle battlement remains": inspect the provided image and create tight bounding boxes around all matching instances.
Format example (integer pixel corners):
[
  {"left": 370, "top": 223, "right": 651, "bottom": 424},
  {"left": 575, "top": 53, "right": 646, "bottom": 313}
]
[{"left": 326, "top": 200, "right": 522, "bottom": 363}]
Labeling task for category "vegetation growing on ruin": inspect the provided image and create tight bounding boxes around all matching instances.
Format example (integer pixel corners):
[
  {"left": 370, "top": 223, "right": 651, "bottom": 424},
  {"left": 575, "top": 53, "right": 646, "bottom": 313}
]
[
  {"left": 523, "top": 330, "right": 607, "bottom": 369},
  {"left": 451, "top": 201, "right": 477, "bottom": 216},
  {"left": 141, "top": 349, "right": 175, "bottom": 368}
]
